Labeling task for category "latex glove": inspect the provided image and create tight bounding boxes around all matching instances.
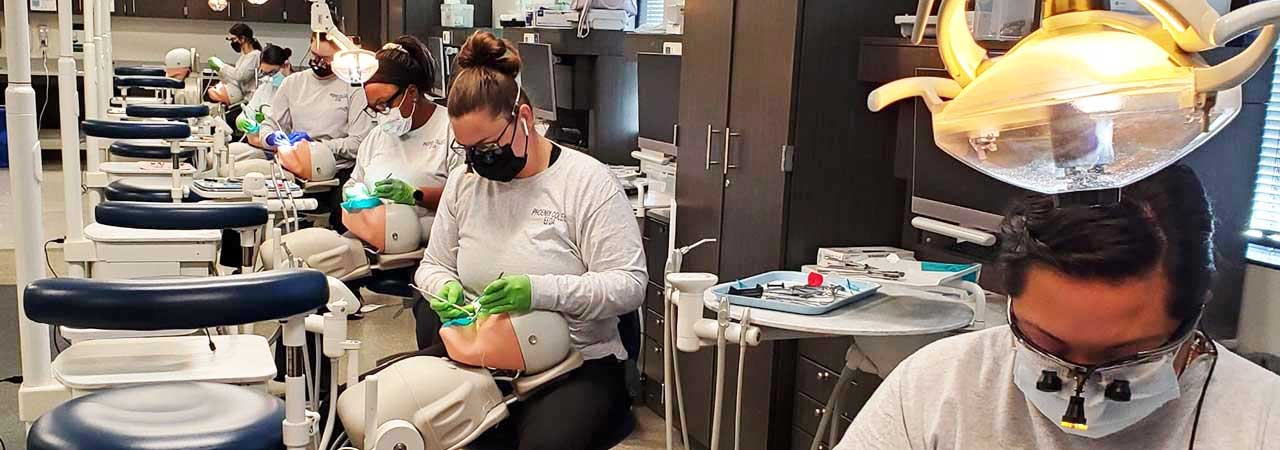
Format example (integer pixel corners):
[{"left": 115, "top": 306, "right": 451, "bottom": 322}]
[
  {"left": 208, "top": 56, "right": 225, "bottom": 71},
  {"left": 264, "top": 131, "right": 310, "bottom": 149},
  {"left": 477, "top": 275, "right": 533, "bottom": 316},
  {"left": 373, "top": 178, "right": 417, "bottom": 206},
  {"left": 429, "top": 281, "right": 474, "bottom": 321}
]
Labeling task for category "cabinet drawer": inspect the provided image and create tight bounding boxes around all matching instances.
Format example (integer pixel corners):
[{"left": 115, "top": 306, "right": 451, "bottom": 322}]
[
  {"left": 645, "top": 282, "right": 665, "bottom": 317},
  {"left": 794, "top": 356, "right": 883, "bottom": 422},
  {"left": 792, "top": 392, "right": 852, "bottom": 441},
  {"left": 642, "top": 336, "right": 664, "bottom": 383},
  {"left": 644, "top": 307, "right": 665, "bottom": 341},
  {"left": 791, "top": 426, "right": 833, "bottom": 450},
  {"left": 643, "top": 378, "right": 666, "bottom": 418},
  {"left": 798, "top": 336, "right": 853, "bottom": 373},
  {"left": 643, "top": 218, "right": 670, "bottom": 284}
]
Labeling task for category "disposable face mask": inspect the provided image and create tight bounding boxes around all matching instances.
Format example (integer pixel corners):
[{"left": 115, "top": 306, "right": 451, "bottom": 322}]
[
  {"left": 379, "top": 91, "right": 416, "bottom": 138},
  {"left": 466, "top": 118, "right": 530, "bottom": 182},
  {"left": 230, "top": 40, "right": 242, "bottom": 53},
  {"left": 1012, "top": 337, "right": 1182, "bottom": 438},
  {"left": 311, "top": 57, "right": 333, "bottom": 78},
  {"left": 869, "top": 0, "right": 1280, "bottom": 194},
  {"left": 271, "top": 72, "right": 285, "bottom": 88}
]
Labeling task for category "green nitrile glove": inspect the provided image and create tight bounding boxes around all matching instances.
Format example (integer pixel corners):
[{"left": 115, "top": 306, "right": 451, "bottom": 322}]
[
  {"left": 477, "top": 275, "right": 533, "bottom": 316},
  {"left": 428, "top": 281, "right": 474, "bottom": 321},
  {"left": 236, "top": 115, "right": 260, "bottom": 134},
  {"left": 207, "top": 56, "right": 225, "bottom": 71},
  {"left": 373, "top": 178, "right": 417, "bottom": 206}
]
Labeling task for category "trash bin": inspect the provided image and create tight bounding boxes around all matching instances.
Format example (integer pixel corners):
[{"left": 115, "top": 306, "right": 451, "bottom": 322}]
[{"left": 0, "top": 106, "right": 9, "bottom": 168}]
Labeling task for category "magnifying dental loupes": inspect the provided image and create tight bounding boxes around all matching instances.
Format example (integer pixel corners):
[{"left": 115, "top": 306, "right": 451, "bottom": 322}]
[{"left": 869, "top": 0, "right": 1280, "bottom": 195}]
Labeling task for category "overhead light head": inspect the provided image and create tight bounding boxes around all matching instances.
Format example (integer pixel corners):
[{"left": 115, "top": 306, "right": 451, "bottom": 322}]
[
  {"left": 333, "top": 48, "right": 379, "bottom": 85},
  {"left": 247, "top": 0, "right": 269, "bottom": 4},
  {"left": 208, "top": 0, "right": 229, "bottom": 12}
]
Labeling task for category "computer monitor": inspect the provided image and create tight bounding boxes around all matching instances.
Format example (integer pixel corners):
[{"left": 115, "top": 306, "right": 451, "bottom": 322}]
[
  {"left": 517, "top": 42, "right": 557, "bottom": 122},
  {"left": 637, "top": 53, "right": 681, "bottom": 155},
  {"left": 427, "top": 37, "right": 448, "bottom": 99}
]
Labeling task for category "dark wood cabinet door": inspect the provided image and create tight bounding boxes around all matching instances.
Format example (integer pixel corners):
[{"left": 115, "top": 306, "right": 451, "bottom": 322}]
[
  {"left": 674, "top": 0, "right": 732, "bottom": 277},
  {"left": 717, "top": 0, "right": 799, "bottom": 281},
  {"left": 241, "top": 0, "right": 286, "bottom": 22},
  {"left": 283, "top": 0, "right": 312, "bottom": 23},
  {"left": 188, "top": 0, "right": 239, "bottom": 20},
  {"left": 131, "top": 0, "right": 188, "bottom": 17}
]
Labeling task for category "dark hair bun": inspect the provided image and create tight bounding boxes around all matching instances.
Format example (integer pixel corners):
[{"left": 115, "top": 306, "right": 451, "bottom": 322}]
[{"left": 456, "top": 31, "right": 521, "bottom": 77}]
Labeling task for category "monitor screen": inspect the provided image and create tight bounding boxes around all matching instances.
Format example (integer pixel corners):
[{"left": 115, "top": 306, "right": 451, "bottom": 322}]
[
  {"left": 517, "top": 42, "right": 557, "bottom": 122},
  {"left": 637, "top": 53, "right": 681, "bottom": 154},
  {"left": 427, "top": 37, "right": 447, "bottom": 99},
  {"left": 911, "top": 98, "right": 1029, "bottom": 232}
]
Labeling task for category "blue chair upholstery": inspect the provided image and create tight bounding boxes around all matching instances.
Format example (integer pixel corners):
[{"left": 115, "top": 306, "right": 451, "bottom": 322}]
[
  {"left": 82, "top": 119, "right": 190, "bottom": 140},
  {"left": 96, "top": 201, "right": 268, "bottom": 230},
  {"left": 114, "top": 75, "right": 185, "bottom": 90},
  {"left": 114, "top": 66, "right": 166, "bottom": 77},
  {"left": 24, "top": 269, "right": 329, "bottom": 330},
  {"left": 108, "top": 141, "right": 194, "bottom": 160},
  {"left": 27, "top": 382, "right": 285, "bottom": 450},
  {"left": 127, "top": 104, "right": 210, "bottom": 120},
  {"left": 103, "top": 180, "right": 206, "bottom": 203}
]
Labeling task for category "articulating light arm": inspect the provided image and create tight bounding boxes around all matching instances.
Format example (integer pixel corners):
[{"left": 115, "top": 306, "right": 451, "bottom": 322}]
[{"left": 310, "top": 0, "right": 378, "bottom": 85}]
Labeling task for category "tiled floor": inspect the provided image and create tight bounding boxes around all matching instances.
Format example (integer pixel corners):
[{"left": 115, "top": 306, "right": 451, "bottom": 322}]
[{"left": 0, "top": 163, "right": 669, "bottom": 449}]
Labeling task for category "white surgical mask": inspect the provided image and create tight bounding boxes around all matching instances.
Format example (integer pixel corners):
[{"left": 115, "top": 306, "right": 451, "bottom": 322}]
[
  {"left": 379, "top": 91, "right": 416, "bottom": 138},
  {"left": 1012, "top": 338, "right": 1182, "bottom": 439}
]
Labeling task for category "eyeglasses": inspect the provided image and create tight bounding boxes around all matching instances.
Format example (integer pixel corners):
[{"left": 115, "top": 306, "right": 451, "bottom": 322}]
[
  {"left": 450, "top": 118, "right": 517, "bottom": 158},
  {"left": 1007, "top": 296, "right": 1198, "bottom": 373},
  {"left": 362, "top": 87, "right": 405, "bottom": 118}
]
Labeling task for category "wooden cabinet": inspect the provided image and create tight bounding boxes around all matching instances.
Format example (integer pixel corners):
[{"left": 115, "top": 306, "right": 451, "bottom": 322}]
[
  {"left": 284, "top": 0, "right": 314, "bottom": 24},
  {"left": 241, "top": 0, "right": 287, "bottom": 22},
  {"left": 129, "top": 0, "right": 188, "bottom": 18}
]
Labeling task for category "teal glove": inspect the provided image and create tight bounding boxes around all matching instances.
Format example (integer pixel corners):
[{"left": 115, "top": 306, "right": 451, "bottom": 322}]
[
  {"left": 236, "top": 115, "right": 260, "bottom": 134},
  {"left": 373, "top": 178, "right": 417, "bottom": 206},
  {"left": 340, "top": 184, "right": 381, "bottom": 212},
  {"left": 428, "top": 281, "right": 474, "bottom": 322},
  {"left": 477, "top": 275, "right": 533, "bottom": 316},
  {"left": 207, "top": 56, "right": 225, "bottom": 71}
]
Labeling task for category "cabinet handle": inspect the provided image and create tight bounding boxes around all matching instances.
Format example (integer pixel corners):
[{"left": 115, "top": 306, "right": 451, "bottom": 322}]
[
  {"left": 814, "top": 408, "right": 826, "bottom": 417},
  {"left": 817, "top": 371, "right": 831, "bottom": 381},
  {"left": 723, "top": 128, "right": 740, "bottom": 175},
  {"left": 673, "top": 123, "right": 680, "bottom": 144},
  {"left": 656, "top": 318, "right": 664, "bottom": 327},
  {"left": 819, "top": 444, "right": 829, "bottom": 450},
  {"left": 704, "top": 124, "right": 721, "bottom": 170},
  {"left": 654, "top": 345, "right": 663, "bottom": 354}
]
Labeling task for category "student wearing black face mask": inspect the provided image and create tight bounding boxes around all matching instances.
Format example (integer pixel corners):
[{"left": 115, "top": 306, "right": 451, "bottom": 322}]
[
  {"left": 243, "top": 34, "right": 373, "bottom": 231},
  {"left": 206, "top": 23, "right": 262, "bottom": 105},
  {"left": 413, "top": 31, "right": 646, "bottom": 450}
]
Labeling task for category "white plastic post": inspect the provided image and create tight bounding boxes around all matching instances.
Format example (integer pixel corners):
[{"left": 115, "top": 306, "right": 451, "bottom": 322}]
[
  {"left": 6, "top": 0, "right": 55, "bottom": 421},
  {"left": 82, "top": 0, "right": 102, "bottom": 216},
  {"left": 57, "top": 0, "right": 85, "bottom": 279},
  {"left": 282, "top": 316, "right": 310, "bottom": 449}
]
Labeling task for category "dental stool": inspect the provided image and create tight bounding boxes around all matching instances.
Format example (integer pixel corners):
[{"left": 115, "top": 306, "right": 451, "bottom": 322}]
[
  {"left": 84, "top": 119, "right": 196, "bottom": 202},
  {"left": 22, "top": 270, "right": 328, "bottom": 449}
]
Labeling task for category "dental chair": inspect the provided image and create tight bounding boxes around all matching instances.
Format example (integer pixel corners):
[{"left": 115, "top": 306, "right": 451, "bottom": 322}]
[
  {"left": 111, "top": 74, "right": 186, "bottom": 108},
  {"left": 22, "top": 270, "right": 331, "bottom": 450},
  {"left": 84, "top": 119, "right": 198, "bottom": 203}
]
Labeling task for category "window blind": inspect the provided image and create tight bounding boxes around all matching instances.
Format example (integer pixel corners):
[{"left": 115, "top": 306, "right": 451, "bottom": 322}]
[
  {"left": 1249, "top": 45, "right": 1280, "bottom": 245},
  {"left": 640, "top": 0, "right": 666, "bottom": 27}
]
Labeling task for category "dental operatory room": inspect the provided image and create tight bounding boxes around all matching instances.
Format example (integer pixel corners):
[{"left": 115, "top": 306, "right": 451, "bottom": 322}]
[{"left": 7, "top": 0, "right": 1280, "bottom": 448}]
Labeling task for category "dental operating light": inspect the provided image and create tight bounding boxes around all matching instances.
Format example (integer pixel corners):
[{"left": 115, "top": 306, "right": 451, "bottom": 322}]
[
  {"left": 248, "top": 0, "right": 268, "bottom": 4},
  {"left": 208, "top": 0, "right": 229, "bottom": 12},
  {"left": 310, "top": 0, "right": 377, "bottom": 85},
  {"left": 869, "top": 0, "right": 1280, "bottom": 194}
]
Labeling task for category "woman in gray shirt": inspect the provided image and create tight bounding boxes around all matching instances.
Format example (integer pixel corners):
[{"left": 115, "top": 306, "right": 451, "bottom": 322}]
[{"left": 414, "top": 31, "right": 646, "bottom": 450}]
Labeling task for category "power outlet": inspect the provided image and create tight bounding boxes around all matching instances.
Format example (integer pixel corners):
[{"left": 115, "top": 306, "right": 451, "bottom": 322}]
[{"left": 38, "top": 25, "right": 49, "bottom": 51}]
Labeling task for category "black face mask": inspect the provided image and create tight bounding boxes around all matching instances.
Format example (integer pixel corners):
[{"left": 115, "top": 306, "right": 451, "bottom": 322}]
[
  {"left": 466, "top": 118, "right": 530, "bottom": 182},
  {"left": 311, "top": 57, "right": 333, "bottom": 78},
  {"left": 230, "top": 40, "right": 243, "bottom": 53}
]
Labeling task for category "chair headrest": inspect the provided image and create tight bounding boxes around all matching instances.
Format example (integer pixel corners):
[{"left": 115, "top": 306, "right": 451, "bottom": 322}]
[
  {"left": 96, "top": 201, "right": 269, "bottom": 230},
  {"left": 82, "top": 119, "right": 190, "bottom": 140}
]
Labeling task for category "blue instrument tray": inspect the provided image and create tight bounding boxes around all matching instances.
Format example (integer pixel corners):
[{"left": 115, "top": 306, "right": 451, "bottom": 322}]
[{"left": 709, "top": 271, "right": 881, "bottom": 315}]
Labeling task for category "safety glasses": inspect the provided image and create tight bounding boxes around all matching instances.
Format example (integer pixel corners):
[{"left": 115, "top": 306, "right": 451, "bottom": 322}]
[
  {"left": 1006, "top": 296, "right": 1199, "bottom": 374},
  {"left": 362, "top": 87, "right": 406, "bottom": 119}
]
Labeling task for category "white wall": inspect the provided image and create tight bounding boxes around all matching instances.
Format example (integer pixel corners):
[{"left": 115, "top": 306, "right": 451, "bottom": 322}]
[
  {"left": 1238, "top": 264, "right": 1280, "bottom": 355},
  {"left": 16, "top": 14, "right": 312, "bottom": 67}
]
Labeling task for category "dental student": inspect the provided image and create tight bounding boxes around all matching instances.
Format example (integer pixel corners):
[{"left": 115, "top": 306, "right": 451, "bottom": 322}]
[
  {"left": 837, "top": 165, "right": 1280, "bottom": 450},
  {"left": 206, "top": 23, "right": 262, "bottom": 105},
  {"left": 230, "top": 44, "right": 294, "bottom": 159},
  {"left": 414, "top": 31, "right": 646, "bottom": 450}
]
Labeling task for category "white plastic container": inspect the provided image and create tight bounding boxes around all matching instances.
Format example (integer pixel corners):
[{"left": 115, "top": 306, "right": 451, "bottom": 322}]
[
  {"left": 442, "top": 3, "right": 476, "bottom": 28},
  {"left": 1111, "top": 0, "right": 1229, "bottom": 15},
  {"left": 971, "top": 0, "right": 1035, "bottom": 41}
]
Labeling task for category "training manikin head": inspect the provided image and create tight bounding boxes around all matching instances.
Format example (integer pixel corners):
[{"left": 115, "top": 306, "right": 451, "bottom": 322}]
[
  {"left": 259, "top": 228, "right": 368, "bottom": 280},
  {"left": 278, "top": 141, "right": 338, "bottom": 181},
  {"left": 164, "top": 48, "right": 194, "bottom": 80},
  {"left": 868, "top": 0, "right": 1279, "bottom": 194},
  {"left": 439, "top": 311, "right": 572, "bottom": 373},
  {"left": 342, "top": 203, "right": 423, "bottom": 254}
]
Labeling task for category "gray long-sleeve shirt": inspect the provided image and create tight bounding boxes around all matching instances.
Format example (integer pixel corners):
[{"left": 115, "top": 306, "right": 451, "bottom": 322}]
[
  {"left": 837, "top": 325, "right": 1280, "bottom": 450},
  {"left": 415, "top": 146, "right": 647, "bottom": 360},
  {"left": 217, "top": 50, "right": 260, "bottom": 104},
  {"left": 260, "top": 70, "right": 372, "bottom": 169}
]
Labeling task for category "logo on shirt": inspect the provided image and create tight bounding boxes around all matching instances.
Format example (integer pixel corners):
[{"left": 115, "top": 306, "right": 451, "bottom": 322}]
[{"left": 532, "top": 208, "right": 567, "bottom": 225}]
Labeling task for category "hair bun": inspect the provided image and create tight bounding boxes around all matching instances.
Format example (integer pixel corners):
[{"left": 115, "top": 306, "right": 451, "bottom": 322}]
[{"left": 456, "top": 31, "right": 521, "bottom": 77}]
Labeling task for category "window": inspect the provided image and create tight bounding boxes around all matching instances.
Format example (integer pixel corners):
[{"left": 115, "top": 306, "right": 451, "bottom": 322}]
[
  {"left": 640, "top": 0, "right": 666, "bottom": 28},
  {"left": 1247, "top": 45, "right": 1280, "bottom": 263}
]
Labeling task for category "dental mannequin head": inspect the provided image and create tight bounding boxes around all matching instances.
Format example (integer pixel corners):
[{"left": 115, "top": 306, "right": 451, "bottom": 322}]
[
  {"left": 164, "top": 48, "right": 193, "bottom": 80},
  {"left": 438, "top": 311, "right": 573, "bottom": 373},
  {"left": 342, "top": 203, "right": 423, "bottom": 254},
  {"left": 447, "top": 31, "right": 550, "bottom": 182},
  {"left": 364, "top": 35, "right": 440, "bottom": 136}
]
